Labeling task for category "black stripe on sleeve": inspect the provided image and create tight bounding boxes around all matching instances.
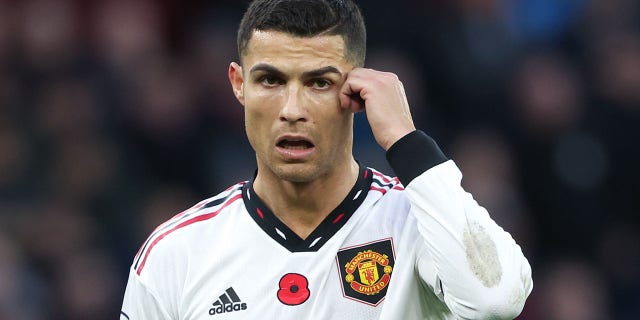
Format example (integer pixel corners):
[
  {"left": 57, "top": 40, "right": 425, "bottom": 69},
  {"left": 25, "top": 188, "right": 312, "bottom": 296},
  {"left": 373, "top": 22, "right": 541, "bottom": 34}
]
[{"left": 385, "top": 130, "right": 448, "bottom": 185}]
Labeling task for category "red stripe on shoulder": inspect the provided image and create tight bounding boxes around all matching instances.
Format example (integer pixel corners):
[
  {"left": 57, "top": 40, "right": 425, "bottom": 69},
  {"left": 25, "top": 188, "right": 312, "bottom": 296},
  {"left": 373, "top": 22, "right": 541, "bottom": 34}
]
[
  {"left": 172, "top": 198, "right": 210, "bottom": 220},
  {"left": 369, "top": 185, "right": 388, "bottom": 195},
  {"left": 225, "top": 181, "right": 246, "bottom": 191},
  {"left": 136, "top": 193, "right": 243, "bottom": 275},
  {"left": 132, "top": 198, "right": 213, "bottom": 262},
  {"left": 371, "top": 171, "right": 392, "bottom": 183}
]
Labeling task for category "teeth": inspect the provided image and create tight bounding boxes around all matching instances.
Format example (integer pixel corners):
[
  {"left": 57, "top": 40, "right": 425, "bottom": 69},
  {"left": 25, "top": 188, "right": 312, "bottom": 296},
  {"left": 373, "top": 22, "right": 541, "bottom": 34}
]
[
  {"left": 283, "top": 144, "right": 309, "bottom": 150},
  {"left": 279, "top": 139, "right": 313, "bottom": 149}
]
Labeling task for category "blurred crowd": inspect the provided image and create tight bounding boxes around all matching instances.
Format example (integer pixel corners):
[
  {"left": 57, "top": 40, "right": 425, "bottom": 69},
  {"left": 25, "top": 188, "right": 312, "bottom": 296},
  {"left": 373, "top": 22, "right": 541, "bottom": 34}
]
[{"left": 0, "top": 0, "right": 638, "bottom": 319}]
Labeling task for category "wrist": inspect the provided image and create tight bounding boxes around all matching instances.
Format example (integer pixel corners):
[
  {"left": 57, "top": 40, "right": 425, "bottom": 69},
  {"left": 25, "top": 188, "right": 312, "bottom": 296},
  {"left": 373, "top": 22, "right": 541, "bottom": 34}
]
[
  {"left": 385, "top": 130, "right": 448, "bottom": 184},
  {"left": 381, "top": 126, "right": 416, "bottom": 151}
]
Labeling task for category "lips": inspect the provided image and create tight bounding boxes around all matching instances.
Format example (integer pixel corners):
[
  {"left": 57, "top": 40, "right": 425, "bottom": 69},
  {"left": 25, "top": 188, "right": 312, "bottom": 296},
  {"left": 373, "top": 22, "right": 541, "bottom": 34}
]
[
  {"left": 275, "top": 135, "right": 315, "bottom": 160},
  {"left": 277, "top": 139, "right": 314, "bottom": 150}
]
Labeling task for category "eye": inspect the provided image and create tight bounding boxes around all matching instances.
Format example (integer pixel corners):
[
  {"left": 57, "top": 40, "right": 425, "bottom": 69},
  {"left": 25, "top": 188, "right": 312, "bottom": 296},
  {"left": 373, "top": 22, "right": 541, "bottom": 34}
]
[
  {"left": 259, "top": 75, "right": 283, "bottom": 87},
  {"left": 309, "top": 78, "right": 332, "bottom": 90}
]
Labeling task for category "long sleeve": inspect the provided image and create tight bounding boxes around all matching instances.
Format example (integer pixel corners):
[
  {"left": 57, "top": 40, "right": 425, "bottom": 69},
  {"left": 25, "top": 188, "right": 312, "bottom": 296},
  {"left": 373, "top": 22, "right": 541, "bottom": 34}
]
[{"left": 386, "top": 130, "right": 533, "bottom": 319}]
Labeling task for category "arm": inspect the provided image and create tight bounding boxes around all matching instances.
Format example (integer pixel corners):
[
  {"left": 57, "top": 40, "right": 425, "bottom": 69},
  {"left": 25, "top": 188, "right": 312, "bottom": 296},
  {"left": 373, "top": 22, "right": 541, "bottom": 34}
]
[
  {"left": 341, "top": 68, "right": 532, "bottom": 319},
  {"left": 387, "top": 131, "right": 532, "bottom": 319}
]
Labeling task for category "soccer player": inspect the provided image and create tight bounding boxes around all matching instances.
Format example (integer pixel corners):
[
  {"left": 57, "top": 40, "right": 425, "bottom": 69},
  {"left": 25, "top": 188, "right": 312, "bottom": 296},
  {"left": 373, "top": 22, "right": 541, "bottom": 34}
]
[{"left": 121, "top": 0, "right": 533, "bottom": 319}]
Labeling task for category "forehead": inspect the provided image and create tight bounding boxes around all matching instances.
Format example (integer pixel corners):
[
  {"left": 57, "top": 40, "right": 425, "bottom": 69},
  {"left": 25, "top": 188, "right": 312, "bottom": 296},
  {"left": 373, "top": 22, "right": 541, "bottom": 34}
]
[{"left": 243, "top": 30, "right": 351, "bottom": 71}]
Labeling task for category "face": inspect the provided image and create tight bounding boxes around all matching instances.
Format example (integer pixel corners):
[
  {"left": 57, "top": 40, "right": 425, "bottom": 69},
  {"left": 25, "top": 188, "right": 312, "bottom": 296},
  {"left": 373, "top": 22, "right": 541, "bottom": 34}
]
[{"left": 229, "top": 31, "right": 355, "bottom": 183}]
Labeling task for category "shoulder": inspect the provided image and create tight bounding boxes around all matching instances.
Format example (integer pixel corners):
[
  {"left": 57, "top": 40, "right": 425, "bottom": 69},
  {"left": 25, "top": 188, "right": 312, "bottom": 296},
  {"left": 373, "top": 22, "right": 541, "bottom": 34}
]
[
  {"left": 362, "top": 168, "right": 415, "bottom": 234},
  {"left": 365, "top": 167, "right": 411, "bottom": 214},
  {"left": 131, "top": 182, "right": 246, "bottom": 276}
]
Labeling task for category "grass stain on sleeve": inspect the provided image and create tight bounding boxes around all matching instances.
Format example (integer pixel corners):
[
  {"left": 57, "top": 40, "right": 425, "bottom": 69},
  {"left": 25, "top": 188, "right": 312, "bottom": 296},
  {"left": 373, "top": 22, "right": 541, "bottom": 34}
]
[{"left": 463, "top": 222, "right": 502, "bottom": 287}]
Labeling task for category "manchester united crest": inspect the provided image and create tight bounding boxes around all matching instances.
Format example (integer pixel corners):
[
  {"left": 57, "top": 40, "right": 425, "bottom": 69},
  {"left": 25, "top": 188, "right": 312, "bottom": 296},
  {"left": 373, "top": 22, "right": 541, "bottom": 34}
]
[{"left": 336, "top": 238, "right": 395, "bottom": 306}]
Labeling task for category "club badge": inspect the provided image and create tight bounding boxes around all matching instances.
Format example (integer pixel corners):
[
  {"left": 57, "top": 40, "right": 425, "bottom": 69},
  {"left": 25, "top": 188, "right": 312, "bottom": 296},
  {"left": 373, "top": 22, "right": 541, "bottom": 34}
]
[{"left": 336, "top": 238, "right": 395, "bottom": 306}]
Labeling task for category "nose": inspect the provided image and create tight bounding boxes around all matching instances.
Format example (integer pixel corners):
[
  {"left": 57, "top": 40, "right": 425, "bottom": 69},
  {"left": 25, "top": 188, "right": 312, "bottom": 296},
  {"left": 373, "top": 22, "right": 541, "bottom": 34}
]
[{"left": 279, "top": 84, "right": 307, "bottom": 123}]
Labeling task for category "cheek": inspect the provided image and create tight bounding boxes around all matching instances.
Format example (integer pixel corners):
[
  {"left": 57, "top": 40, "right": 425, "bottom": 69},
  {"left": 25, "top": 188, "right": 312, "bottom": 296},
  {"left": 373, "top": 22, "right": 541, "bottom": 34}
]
[
  {"left": 316, "top": 91, "right": 350, "bottom": 120},
  {"left": 244, "top": 91, "right": 280, "bottom": 124},
  {"left": 317, "top": 108, "right": 353, "bottom": 149},
  {"left": 304, "top": 90, "right": 344, "bottom": 120},
  {"left": 243, "top": 93, "right": 282, "bottom": 148},
  {"left": 243, "top": 107, "right": 267, "bottom": 146}
]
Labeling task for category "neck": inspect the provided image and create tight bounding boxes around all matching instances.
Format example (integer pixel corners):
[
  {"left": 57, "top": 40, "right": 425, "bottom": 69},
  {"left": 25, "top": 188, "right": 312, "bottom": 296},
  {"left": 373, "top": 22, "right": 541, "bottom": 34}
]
[{"left": 253, "top": 158, "right": 360, "bottom": 239}]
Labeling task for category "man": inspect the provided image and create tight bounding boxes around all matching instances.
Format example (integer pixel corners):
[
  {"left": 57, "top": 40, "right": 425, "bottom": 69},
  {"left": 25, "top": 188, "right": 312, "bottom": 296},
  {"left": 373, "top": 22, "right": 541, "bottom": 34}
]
[{"left": 121, "top": 0, "right": 532, "bottom": 319}]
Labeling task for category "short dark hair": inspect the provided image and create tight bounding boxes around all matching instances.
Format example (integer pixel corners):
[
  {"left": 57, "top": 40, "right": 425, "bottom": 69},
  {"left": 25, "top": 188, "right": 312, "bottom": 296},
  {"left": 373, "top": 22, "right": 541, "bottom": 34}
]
[{"left": 237, "top": 0, "right": 366, "bottom": 66}]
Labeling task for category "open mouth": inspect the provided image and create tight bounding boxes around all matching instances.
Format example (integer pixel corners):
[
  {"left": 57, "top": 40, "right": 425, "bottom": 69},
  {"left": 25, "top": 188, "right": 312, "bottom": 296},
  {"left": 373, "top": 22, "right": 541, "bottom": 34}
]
[{"left": 276, "top": 138, "right": 314, "bottom": 150}]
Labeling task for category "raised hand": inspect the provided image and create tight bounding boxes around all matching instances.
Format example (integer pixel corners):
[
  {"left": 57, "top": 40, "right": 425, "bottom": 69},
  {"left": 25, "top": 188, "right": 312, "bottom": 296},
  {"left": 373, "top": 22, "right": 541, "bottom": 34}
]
[{"left": 339, "top": 68, "right": 416, "bottom": 151}]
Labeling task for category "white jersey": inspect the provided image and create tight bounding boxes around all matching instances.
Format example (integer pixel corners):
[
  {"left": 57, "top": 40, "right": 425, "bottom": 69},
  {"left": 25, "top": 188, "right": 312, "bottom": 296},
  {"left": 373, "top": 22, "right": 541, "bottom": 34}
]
[{"left": 121, "top": 131, "right": 532, "bottom": 320}]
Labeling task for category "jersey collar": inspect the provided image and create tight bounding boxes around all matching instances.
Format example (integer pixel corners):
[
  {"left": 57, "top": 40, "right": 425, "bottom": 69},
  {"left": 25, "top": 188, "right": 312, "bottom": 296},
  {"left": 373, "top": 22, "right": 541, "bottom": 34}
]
[{"left": 242, "top": 165, "right": 371, "bottom": 252}]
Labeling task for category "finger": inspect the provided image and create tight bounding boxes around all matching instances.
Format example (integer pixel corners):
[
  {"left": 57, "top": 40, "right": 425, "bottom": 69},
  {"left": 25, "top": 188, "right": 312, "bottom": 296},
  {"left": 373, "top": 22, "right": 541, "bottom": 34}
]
[
  {"left": 339, "top": 90, "right": 353, "bottom": 110},
  {"left": 348, "top": 93, "right": 365, "bottom": 113},
  {"left": 339, "top": 91, "right": 365, "bottom": 113},
  {"left": 340, "top": 76, "right": 365, "bottom": 112}
]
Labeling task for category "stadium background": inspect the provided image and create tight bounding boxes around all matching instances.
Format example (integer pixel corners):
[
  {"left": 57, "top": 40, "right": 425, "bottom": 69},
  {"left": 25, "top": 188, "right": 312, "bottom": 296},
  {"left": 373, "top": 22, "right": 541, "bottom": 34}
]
[{"left": 0, "top": 0, "right": 638, "bottom": 319}]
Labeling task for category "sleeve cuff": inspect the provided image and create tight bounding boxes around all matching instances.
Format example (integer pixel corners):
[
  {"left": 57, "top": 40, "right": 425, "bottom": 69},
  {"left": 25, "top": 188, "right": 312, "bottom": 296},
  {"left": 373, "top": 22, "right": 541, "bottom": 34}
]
[{"left": 385, "top": 130, "right": 448, "bottom": 185}]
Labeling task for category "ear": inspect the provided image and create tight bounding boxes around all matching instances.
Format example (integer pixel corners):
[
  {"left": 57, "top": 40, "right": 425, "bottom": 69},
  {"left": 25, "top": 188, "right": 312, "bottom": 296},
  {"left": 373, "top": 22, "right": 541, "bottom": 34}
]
[{"left": 228, "top": 62, "right": 245, "bottom": 106}]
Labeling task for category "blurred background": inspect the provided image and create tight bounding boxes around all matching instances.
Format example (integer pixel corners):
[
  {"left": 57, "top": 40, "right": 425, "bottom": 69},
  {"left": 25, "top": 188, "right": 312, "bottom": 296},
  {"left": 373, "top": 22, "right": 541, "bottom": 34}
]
[{"left": 0, "top": 0, "right": 638, "bottom": 319}]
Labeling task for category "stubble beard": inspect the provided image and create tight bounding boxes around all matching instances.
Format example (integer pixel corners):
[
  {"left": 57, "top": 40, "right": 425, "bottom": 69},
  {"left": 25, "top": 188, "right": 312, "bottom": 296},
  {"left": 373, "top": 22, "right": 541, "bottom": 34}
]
[{"left": 268, "top": 161, "right": 327, "bottom": 184}]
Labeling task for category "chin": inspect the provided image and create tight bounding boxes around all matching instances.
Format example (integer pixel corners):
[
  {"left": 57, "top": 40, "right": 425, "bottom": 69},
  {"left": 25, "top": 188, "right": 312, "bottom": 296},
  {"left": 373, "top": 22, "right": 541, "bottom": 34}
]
[{"left": 273, "top": 163, "right": 322, "bottom": 184}]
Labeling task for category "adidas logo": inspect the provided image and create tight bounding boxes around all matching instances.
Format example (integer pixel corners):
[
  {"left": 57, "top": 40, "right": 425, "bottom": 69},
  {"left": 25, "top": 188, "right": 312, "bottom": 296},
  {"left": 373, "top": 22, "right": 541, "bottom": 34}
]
[{"left": 208, "top": 287, "right": 248, "bottom": 316}]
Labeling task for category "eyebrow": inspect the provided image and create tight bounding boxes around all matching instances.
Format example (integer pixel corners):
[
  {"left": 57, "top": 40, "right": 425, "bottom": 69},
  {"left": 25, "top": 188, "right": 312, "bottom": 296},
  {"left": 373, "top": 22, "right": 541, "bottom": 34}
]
[
  {"left": 249, "top": 64, "right": 343, "bottom": 79},
  {"left": 302, "top": 66, "right": 343, "bottom": 79},
  {"left": 249, "top": 64, "right": 286, "bottom": 79}
]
